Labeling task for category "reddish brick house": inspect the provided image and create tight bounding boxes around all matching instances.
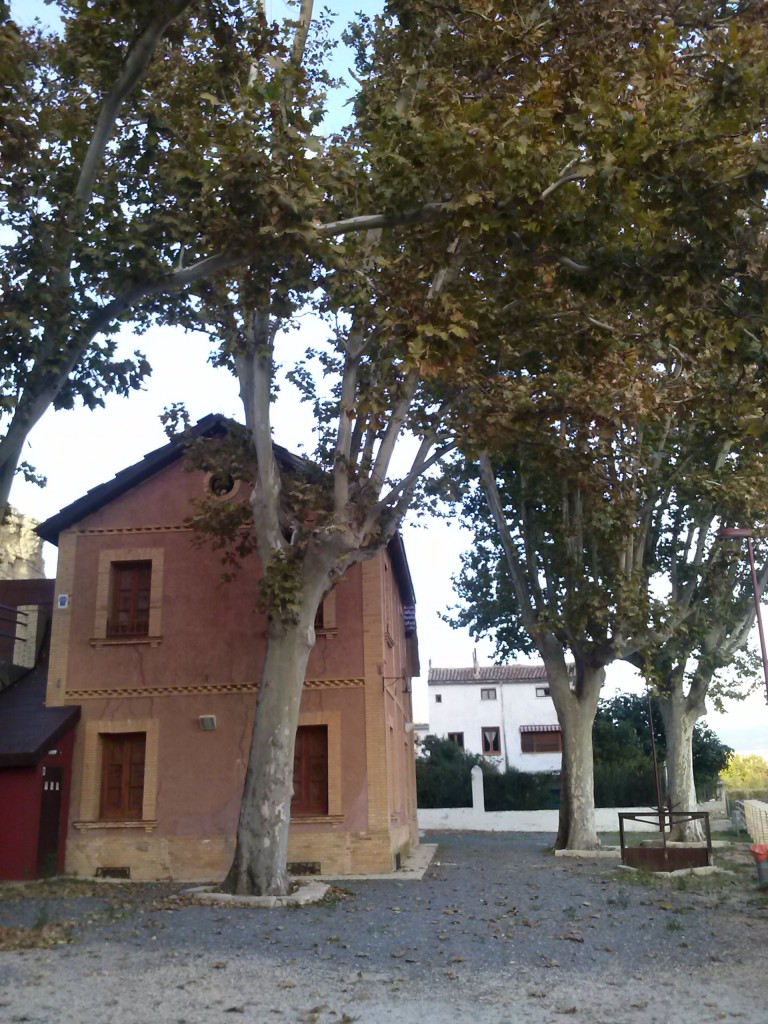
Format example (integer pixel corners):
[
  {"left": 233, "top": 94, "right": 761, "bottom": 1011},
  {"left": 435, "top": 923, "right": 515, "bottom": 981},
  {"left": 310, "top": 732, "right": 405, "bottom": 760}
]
[{"left": 37, "top": 416, "right": 420, "bottom": 881}]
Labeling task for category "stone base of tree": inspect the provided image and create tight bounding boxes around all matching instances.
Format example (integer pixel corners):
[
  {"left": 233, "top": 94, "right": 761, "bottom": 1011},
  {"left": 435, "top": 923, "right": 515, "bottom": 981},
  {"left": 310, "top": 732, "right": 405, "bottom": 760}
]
[{"left": 184, "top": 879, "right": 329, "bottom": 908}]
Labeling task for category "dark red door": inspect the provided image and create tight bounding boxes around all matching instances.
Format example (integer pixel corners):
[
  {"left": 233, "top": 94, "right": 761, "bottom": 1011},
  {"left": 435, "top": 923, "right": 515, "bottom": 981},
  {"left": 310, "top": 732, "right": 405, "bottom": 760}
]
[{"left": 37, "top": 765, "right": 63, "bottom": 877}]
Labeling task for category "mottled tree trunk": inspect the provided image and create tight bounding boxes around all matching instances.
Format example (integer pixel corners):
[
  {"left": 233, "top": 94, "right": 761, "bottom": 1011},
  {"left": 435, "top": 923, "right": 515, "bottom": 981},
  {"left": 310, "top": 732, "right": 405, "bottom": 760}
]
[
  {"left": 0, "top": 426, "right": 28, "bottom": 522},
  {"left": 659, "top": 692, "right": 705, "bottom": 842},
  {"left": 542, "top": 643, "right": 604, "bottom": 851},
  {"left": 556, "top": 679, "right": 603, "bottom": 849},
  {"left": 222, "top": 613, "right": 316, "bottom": 896}
]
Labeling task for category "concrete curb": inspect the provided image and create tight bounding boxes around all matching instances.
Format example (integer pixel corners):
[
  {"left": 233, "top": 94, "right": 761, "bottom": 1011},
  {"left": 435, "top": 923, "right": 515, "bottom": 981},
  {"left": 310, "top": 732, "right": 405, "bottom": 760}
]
[
  {"left": 554, "top": 848, "right": 621, "bottom": 859},
  {"left": 183, "top": 878, "right": 329, "bottom": 908},
  {"left": 317, "top": 843, "right": 438, "bottom": 882},
  {"left": 180, "top": 845, "right": 439, "bottom": 905},
  {"left": 615, "top": 864, "right": 735, "bottom": 880}
]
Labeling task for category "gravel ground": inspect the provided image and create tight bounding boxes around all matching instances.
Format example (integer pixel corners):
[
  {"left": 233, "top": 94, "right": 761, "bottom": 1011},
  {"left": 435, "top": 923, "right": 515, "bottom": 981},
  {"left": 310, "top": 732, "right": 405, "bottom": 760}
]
[{"left": 1, "top": 832, "right": 766, "bottom": 1023}]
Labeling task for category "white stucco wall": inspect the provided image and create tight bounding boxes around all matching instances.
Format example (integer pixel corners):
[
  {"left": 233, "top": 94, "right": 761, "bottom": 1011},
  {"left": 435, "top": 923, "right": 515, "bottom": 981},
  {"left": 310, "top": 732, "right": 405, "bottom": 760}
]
[{"left": 428, "top": 678, "right": 561, "bottom": 772}]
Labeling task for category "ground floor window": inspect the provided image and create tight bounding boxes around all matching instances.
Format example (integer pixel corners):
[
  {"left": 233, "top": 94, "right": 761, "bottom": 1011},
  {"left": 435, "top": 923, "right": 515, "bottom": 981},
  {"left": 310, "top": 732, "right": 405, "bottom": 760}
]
[
  {"left": 447, "top": 731, "right": 464, "bottom": 749},
  {"left": 99, "top": 732, "right": 146, "bottom": 819},
  {"left": 292, "top": 725, "right": 329, "bottom": 816},
  {"left": 520, "top": 728, "right": 562, "bottom": 754}
]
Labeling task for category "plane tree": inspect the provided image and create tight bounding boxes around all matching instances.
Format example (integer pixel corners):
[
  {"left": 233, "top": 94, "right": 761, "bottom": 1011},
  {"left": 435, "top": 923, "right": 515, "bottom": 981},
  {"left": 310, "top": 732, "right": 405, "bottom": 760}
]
[
  {"left": 164, "top": 0, "right": 768, "bottom": 882},
  {"left": 451, "top": 341, "right": 768, "bottom": 849},
  {"left": 9, "top": 0, "right": 768, "bottom": 885},
  {"left": 0, "top": 0, "right": 446, "bottom": 517},
  {"left": 621, "top": 495, "right": 768, "bottom": 839}
]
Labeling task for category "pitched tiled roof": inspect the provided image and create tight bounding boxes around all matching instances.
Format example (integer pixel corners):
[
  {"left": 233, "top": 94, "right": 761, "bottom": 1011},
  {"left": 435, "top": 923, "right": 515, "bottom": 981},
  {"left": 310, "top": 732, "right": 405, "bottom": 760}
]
[
  {"left": 428, "top": 664, "right": 549, "bottom": 684},
  {"left": 37, "top": 414, "right": 312, "bottom": 545},
  {"left": 0, "top": 667, "right": 80, "bottom": 766},
  {"left": 35, "top": 414, "right": 418, "bottom": 615}
]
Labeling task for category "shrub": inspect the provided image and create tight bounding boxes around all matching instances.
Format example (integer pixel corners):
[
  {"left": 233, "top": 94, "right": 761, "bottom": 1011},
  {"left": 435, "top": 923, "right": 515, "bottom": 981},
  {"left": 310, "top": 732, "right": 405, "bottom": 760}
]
[
  {"left": 416, "top": 735, "right": 491, "bottom": 808},
  {"left": 483, "top": 768, "right": 559, "bottom": 811},
  {"left": 416, "top": 736, "right": 558, "bottom": 810},
  {"left": 593, "top": 761, "right": 658, "bottom": 807}
]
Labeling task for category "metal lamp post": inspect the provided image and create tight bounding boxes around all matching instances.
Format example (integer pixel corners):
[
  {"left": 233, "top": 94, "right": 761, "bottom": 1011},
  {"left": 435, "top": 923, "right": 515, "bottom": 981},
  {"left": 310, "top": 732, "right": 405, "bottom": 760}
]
[{"left": 718, "top": 526, "right": 768, "bottom": 706}]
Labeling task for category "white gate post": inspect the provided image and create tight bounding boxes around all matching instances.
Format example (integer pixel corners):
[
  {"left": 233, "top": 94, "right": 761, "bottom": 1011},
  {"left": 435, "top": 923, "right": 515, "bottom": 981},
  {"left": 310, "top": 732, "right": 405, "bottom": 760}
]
[{"left": 471, "top": 764, "right": 485, "bottom": 813}]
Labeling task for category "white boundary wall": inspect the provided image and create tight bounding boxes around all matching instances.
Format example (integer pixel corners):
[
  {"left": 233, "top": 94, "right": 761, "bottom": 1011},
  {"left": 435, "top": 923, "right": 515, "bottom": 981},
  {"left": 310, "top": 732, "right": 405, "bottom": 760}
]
[{"left": 417, "top": 806, "right": 663, "bottom": 833}]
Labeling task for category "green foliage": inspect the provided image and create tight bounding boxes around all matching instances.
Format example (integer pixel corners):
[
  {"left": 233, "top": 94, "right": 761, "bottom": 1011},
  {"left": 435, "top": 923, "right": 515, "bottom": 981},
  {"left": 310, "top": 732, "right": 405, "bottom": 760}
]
[
  {"left": 692, "top": 722, "right": 734, "bottom": 791},
  {"left": 415, "top": 735, "right": 558, "bottom": 811},
  {"left": 416, "top": 735, "right": 488, "bottom": 808},
  {"left": 721, "top": 753, "right": 768, "bottom": 791},
  {"left": 593, "top": 761, "right": 659, "bottom": 809},
  {"left": 483, "top": 768, "right": 560, "bottom": 813},
  {"left": 593, "top": 692, "right": 732, "bottom": 803}
]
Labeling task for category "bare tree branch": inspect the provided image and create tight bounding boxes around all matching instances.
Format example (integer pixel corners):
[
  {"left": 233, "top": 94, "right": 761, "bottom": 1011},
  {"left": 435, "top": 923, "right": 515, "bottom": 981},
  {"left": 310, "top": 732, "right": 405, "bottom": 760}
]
[{"left": 478, "top": 452, "right": 539, "bottom": 634}]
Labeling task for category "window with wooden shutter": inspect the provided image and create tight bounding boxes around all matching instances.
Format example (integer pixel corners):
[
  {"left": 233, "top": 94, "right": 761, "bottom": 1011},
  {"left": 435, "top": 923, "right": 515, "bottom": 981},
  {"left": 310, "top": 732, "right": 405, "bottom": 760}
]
[
  {"left": 108, "top": 561, "right": 152, "bottom": 638},
  {"left": 292, "top": 725, "right": 329, "bottom": 816},
  {"left": 521, "top": 729, "right": 562, "bottom": 754},
  {"left": 99, "top": 733, "right": 146, "bottom": 819}
]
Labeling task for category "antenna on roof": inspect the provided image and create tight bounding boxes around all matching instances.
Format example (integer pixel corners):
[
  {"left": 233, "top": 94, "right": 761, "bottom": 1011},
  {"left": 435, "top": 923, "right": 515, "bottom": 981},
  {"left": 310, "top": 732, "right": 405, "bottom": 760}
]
[{"left": 472, "top": 647, "right": 479, "bottom": 678}]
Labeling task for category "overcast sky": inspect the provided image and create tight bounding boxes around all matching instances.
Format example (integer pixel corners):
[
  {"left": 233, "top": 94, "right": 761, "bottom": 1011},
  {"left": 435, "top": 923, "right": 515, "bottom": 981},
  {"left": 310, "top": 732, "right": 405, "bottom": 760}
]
[{"left": 8, "top": 0, "right": 768, "bottom": 756}]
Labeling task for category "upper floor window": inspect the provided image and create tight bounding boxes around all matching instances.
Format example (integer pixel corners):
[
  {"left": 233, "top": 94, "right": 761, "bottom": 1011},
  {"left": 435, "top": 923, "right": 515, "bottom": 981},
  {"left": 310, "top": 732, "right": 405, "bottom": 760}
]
[
  {"left": 314, "top": 590, "right": 337, "bottom": 637},
  {"left": 108, "top": 561, "right": 152, "bottom": 638},
  {"left": 448, "top": 732, "right": 464, "bottom": 749},
  {"left": 480, "top": 687, "right": 497, "bottom": 700},
  {"left": 535, "top": 686, "right": 551, "bottom": 697},
  {"left": 434, "top": 694, "right": 443, "bottom": 703},
  {"left": 92, "top": 547, "right": 164, "bottom": 646}
]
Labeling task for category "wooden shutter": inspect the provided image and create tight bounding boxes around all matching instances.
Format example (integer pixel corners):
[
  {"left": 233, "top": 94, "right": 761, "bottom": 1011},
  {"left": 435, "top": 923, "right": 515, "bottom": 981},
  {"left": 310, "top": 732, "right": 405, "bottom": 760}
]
[
  {"left": 100, "top": 733, "right": 146, "bottom": 819},
  {"left": 521, "top": 730, "right": 562, "bottom": 754},
  {"left": 292, "top": 726, "right": 328, "bottom": 816},
  {"left": 109, "top": 562, "right": 152, "bottom": 637}
]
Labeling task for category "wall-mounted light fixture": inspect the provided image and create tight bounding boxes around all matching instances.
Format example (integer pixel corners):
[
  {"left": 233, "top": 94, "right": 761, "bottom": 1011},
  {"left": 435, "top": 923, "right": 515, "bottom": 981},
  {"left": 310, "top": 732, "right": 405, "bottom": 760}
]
[{"left": 198, "top": 715, "right": 217, "bottom": 731}]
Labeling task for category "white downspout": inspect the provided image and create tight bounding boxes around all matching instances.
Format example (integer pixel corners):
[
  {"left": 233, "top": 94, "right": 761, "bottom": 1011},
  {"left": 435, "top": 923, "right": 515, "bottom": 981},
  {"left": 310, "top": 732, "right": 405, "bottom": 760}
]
[{"left": 499, "top": 678, "right": 510, "bottom": 771}]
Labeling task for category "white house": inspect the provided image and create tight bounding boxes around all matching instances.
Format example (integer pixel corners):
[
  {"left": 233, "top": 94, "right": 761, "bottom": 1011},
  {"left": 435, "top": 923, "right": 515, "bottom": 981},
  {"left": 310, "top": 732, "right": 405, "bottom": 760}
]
[{"left": 427, "top": 659, "right": 562, "bottom": 772}]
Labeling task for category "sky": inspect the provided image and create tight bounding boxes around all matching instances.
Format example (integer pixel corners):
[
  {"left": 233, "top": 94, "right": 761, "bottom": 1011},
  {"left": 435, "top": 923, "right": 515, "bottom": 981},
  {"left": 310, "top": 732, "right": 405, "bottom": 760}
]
[{"left": 7, "top": 0, "right": 768, "bottom": 757}]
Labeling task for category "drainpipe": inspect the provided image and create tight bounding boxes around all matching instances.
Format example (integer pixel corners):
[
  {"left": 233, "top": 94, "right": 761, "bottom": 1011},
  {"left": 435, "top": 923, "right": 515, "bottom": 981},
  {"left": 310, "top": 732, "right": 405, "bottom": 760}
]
[{"left": 499, "top": 677, "right": 510, "bottom": 771}]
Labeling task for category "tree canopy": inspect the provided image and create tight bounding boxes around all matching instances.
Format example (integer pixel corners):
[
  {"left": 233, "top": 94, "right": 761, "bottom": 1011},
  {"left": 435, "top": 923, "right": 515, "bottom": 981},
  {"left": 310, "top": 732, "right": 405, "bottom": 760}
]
[
  {"left": 6, "top": 0, "right": 768, "bottom": 880},
  {"left": 721, "top": 752, "right": 768, "bottom": 791}
]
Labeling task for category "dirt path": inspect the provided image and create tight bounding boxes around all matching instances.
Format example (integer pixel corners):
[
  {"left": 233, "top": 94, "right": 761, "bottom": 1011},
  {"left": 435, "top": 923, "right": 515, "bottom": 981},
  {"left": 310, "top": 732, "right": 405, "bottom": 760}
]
[{"left": 1, "top": 833, "right": 765, "bottom": 1023}]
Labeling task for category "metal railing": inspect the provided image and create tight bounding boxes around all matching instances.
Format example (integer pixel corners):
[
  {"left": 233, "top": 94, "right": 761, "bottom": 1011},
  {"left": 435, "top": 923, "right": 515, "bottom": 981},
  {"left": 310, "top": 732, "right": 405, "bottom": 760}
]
[{"left": 618, "top": 810, "right": 712, "bottom": 872}]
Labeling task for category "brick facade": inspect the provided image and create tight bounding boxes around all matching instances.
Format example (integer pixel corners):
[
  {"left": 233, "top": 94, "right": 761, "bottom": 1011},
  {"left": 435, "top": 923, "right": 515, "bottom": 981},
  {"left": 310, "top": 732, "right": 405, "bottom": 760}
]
[{"left": 40, "top": 422, "right": 419, "bottom": 881}]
